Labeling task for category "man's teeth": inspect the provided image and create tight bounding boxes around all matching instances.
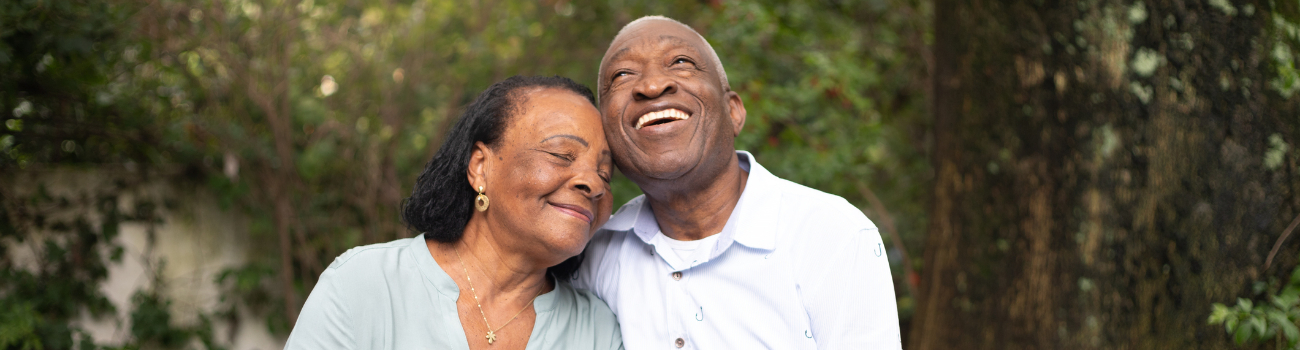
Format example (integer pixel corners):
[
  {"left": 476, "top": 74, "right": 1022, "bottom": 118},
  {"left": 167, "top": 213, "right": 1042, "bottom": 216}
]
[{"left": 634, "top": 109, "right": 691, "bottom": 130}]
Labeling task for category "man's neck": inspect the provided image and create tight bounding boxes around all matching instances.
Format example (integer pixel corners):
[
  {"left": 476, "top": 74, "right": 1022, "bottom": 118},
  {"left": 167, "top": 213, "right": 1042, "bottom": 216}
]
[{"left": 641, "top": 153, "right": 749, "bottom": 241}]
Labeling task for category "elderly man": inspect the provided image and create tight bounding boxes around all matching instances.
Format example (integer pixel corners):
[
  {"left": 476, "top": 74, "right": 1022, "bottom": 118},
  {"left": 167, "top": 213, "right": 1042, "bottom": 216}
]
[{"left": 573, "top": 16, "right": 901, "bottom": 349}]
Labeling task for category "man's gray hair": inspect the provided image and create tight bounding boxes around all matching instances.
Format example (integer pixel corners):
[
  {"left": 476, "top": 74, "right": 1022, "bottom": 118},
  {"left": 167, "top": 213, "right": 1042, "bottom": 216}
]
[{"left": 598, "top": 15, "right": 730, "bottom": 95}]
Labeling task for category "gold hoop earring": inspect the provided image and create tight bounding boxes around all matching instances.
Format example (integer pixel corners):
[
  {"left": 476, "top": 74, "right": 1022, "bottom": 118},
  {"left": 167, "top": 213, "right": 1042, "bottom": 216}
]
[{"left": 475, "top": 185, "right": 489, "bottom": 212}]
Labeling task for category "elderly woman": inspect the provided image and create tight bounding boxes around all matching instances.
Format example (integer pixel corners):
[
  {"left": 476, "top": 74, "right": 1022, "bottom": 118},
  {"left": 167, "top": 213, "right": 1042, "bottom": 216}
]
[{"left": 286, "top": 76, "right": 622, "bottom": 349}]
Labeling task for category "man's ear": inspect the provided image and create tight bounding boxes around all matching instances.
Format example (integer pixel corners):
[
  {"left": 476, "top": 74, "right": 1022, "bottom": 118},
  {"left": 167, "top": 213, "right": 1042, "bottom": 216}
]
[
  {"left": 726, "top": 91, "right": 747, "bottom": 137},
  {"left": 467, "top": 141, "right": 492, "bottom": 191}
]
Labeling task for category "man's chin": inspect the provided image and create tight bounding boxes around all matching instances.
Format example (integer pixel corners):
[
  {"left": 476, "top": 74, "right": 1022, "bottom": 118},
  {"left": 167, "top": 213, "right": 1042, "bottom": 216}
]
[{"left": 624, "top": 154, "right": 698, "bottom": 183}]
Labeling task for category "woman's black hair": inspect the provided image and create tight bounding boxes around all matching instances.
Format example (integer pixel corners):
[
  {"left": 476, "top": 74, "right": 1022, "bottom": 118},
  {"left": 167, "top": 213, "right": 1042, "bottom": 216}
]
[{"left": 402, "top": 75, "right": 597, "bottom": 281}]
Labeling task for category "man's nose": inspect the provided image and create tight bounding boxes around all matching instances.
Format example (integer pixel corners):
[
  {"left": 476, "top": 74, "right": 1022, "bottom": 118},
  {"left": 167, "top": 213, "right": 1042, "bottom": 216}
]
[{"left": 633, "top": 74, "right": 677, "bottom": 101}]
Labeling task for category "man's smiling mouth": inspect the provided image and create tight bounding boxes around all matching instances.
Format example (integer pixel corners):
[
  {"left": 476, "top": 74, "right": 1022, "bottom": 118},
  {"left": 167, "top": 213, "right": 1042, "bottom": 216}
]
[{"left": 634, "top": 108, "right": 691, "bottom": 130}]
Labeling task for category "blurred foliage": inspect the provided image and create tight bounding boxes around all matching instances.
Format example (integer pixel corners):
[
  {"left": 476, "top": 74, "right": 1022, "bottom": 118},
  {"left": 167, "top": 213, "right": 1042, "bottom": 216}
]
[
  {"left": 0, "top": 177, "right": 221, "bottom": 349},
  {"left": 1, "top": 0, "right": 223, "bottom": 347},
  {"left": 0, "top": 185, "right": 121, "bottom": 350},
  {"left": 0, "top": 0, "right": 195, "bottom": 167},
  {"left": 1273, "top": 0, "right": 1300, "bottom": 97},
  {"left": 1210, "top": 266, "right": 1300, "bottom": 349}
]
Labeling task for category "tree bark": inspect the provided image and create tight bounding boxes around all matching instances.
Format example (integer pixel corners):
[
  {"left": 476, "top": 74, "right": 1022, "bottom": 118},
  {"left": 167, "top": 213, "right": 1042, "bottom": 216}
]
[{"left": 911, "top": 0, "right": 1300, "bottom": 348}]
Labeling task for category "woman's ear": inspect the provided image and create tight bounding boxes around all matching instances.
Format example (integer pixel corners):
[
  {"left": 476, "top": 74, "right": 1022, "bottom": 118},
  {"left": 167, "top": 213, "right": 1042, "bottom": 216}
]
[{"left": 467, "top": 141, "right": 492, "bottom": 191}]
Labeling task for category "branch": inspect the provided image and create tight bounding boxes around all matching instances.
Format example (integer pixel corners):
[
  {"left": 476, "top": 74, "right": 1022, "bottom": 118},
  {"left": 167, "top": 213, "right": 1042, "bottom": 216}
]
[{"left": 1264, "top": 211, "right": 1300, "bottom": 270}]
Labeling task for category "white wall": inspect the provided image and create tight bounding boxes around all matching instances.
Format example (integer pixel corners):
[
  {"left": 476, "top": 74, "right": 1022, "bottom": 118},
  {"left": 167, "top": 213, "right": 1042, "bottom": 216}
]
[{"left": 7, "top": 168, "right": 284, "bottom": 349}]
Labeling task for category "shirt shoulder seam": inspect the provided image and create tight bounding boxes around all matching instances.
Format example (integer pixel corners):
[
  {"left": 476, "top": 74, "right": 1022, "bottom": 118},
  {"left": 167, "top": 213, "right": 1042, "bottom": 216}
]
[{"left": 330, "top": 238, "right": 412, "bottom": 269}]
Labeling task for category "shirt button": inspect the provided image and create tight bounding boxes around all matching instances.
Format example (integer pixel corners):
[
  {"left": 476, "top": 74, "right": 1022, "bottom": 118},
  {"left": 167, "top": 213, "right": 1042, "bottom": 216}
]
[
  {"left": 672, "top": 271, "right": 683, "bottom": 280},
  {"left": 675, "top": 338, "right": 685, "bottom": 348}
]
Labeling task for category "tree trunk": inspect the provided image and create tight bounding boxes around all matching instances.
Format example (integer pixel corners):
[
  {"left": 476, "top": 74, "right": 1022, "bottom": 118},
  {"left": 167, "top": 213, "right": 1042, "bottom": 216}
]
[
  {"left": 911, "top": 0, "right": 1300, "bottom": 348},
  {"left": 246, "top": 0, "right": 303, "bottom": 325}
]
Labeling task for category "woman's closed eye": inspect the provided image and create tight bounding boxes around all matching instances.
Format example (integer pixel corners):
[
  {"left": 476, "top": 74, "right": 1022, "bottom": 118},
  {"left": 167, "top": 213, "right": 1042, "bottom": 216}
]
[{"left": 546, "top": 151, "right": 576, "bottom": 162}]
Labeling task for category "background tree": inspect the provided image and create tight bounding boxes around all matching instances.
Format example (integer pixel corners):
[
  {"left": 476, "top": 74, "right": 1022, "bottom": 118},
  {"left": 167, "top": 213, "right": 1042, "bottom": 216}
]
[{"left": 911, "top": 0, "right": 1300, "bottom": 348}]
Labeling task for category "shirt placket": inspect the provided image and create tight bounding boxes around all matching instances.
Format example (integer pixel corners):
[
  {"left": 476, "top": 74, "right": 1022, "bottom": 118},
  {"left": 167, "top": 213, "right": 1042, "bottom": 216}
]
[{"left": 668, "top": 266, "right": 691, "bottom": 349}]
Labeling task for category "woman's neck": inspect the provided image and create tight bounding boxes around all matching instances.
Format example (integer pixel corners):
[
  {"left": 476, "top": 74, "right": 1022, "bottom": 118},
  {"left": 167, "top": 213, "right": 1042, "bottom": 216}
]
[{"left": 430, "top": 217, "right": 552, "bottom": 304}]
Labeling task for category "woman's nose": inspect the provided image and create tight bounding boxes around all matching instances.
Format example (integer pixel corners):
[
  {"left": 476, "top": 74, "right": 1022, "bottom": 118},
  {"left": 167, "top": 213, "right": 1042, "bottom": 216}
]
[{"left": 573, "top": 171, "right": 606, "bottom": 200}]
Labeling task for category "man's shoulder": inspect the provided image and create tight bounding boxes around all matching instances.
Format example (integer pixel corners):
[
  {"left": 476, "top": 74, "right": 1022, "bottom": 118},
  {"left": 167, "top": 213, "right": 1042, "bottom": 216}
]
[
  {"left": 764, "top": 175, "right": 868, "bottom": 224},
  {"left": 601, "top": 194, "right": 646, "bottom": 229},
  {"left": 584, "top": 225, "right": 637, "bottom": 264},
  {"left": 587, "top": 195, "right": 645, "bottom": 249},
  {"left": 753, "top": 173, "right": 879, "bottom": 252}
]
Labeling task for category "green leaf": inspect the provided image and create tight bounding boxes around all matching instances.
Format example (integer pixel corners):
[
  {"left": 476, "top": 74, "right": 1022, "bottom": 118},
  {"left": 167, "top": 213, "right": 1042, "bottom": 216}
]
[
  {"left": 1252, "top": 316, "right": 1269, "bottom": 338},
  {"left": 1240, "top": 298, "right": 1254, "bottom": 313},
  {"left": 1235, "top": 319, "right": 1254, "bottom": 344},
  {"left": 1209, "top": 303, "right": 1231, "bottom": 324},
  {"left": 1268, "top": 311, "right": 1299, "bottom": 343},
  {"left": 1276, "top": 294, "right": 1300, "bottom": 310},
  {"left": 0, "top": 301, "right": 43, "bottom": 350}
]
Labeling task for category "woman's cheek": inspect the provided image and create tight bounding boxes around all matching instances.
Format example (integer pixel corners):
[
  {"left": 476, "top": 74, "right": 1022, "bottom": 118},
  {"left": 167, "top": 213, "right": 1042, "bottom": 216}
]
[
  {"left": 514, "top": 161, "right": 562, "bottom": 196},
  {"left": 601, "top": 189, "right": 613, "bottom": 214}
]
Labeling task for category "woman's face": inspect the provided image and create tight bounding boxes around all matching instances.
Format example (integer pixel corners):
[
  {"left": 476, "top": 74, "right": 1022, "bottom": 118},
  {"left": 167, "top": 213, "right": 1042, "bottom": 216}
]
[{"left": 470, "top": 87, "right": 613, "bottom": 264}]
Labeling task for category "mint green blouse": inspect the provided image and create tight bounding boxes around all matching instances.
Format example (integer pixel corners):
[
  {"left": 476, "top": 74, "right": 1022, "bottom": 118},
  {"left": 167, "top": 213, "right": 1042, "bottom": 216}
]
[{"left": 285, "top": 234, "right": 623, "bottom": 350}]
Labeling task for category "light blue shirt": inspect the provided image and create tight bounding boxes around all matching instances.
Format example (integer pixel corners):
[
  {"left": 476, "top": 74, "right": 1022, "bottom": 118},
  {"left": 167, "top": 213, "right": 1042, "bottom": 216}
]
[
  {"left": 574, "top": 151, "right": 901, "bottom": 349},
  {"left": 286, "top": 234, "right": 623, "bottom": 350}
]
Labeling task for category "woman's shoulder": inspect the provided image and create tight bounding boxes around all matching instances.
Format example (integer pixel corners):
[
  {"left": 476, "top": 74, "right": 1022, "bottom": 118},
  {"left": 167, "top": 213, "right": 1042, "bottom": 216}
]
[
  {"left": 327, "top": 237, "right": 419, "bottom": 270},
  {"left": 550, "top": 281, "right": 616, "bottom": 319},
  {"left": 537, "top": 281, "right": 622, "bottom": 349},
  {"left": 312, "top": 236, "right": 434, "bottom": 299},
  {"left": 288, "top": 236, "right": 450, "bottom": 349}
]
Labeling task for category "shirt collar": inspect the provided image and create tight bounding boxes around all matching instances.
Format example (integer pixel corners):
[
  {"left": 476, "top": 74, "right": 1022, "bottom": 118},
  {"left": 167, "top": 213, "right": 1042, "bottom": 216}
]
[{"left": 601, "top": 150, "right": 781, "bottom": 252}]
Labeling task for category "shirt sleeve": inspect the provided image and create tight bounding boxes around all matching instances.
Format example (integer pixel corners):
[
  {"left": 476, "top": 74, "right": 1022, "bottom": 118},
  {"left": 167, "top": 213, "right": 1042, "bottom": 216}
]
[
  {"left": 568, "top": 284, "right": 625, "bottom": 350},
  {"left": 573, "top": 229, "right": 617, "bottom": 296},
  {"left": 797, "top": 208, "right": 902, "bottom": 349},
  {"left": 284, "top": 266, "right": 355, "bottom": 349},
  {"left": 603, "top": 313, "right": 625, "bottom": 350}
]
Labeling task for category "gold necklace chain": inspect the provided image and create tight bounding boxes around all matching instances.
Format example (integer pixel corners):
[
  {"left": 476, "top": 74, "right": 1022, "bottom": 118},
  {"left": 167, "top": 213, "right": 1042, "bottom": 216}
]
[{"left": 454, "top": 247, "right": 543, "bottom": 345}]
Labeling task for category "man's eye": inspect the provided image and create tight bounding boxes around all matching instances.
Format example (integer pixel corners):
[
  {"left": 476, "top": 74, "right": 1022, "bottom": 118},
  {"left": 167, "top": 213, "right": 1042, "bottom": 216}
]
[{"left": 673, "top": 58, "right": 692, "bottom": 65}]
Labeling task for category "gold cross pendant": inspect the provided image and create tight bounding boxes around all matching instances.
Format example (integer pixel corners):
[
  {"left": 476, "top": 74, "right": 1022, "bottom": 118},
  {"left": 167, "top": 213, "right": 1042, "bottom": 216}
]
[{"left": 486, "top": 330, "right": 497, "bottom": 344}]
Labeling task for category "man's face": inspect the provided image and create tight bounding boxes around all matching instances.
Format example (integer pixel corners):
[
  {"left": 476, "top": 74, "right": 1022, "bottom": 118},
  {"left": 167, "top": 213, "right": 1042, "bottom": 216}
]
[{"left": 597, "top": 20, "right": 745, "bottom": 184}]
